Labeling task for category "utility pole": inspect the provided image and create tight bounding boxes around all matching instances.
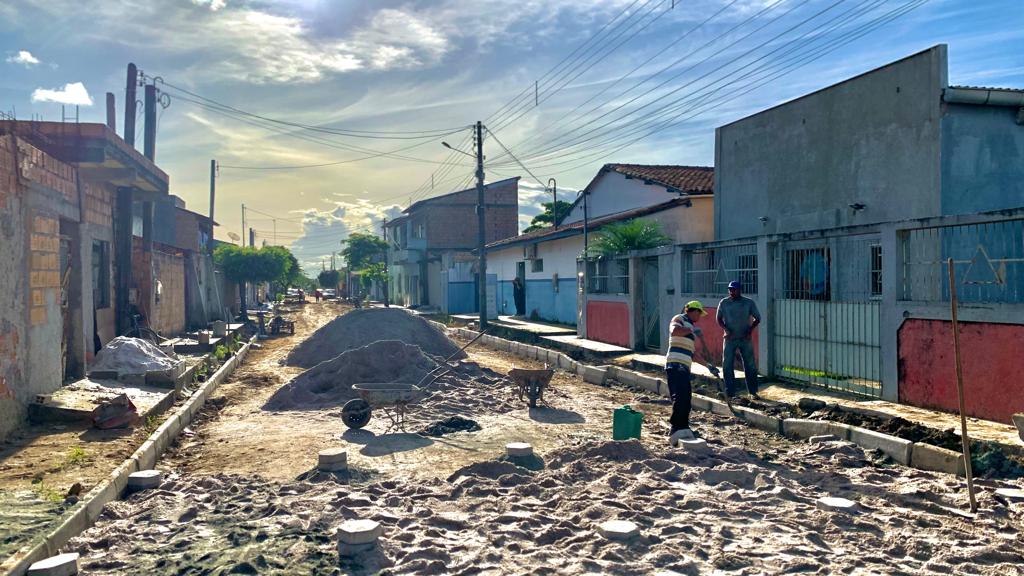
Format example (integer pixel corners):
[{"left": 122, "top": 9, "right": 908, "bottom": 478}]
[
  {"left": 143, "top": 83, "right": 156, "bottom": 161},
  {"left": 475, "top": 120, "right": 487, "bottom": 329},
  {"left": 548, "top": 178, "right": 558, "bottom": 227},
  {"left": 209, "top": 160, "right": 217, "bottom": 223},
  {"left": 241, "top": 204, "right": 246, "bottom": 246},
  {"left": 124, "top": 63, "right": 137, "bottom": 147},
  {"left": 249, "top": 227, "right": 255, "bottom": 249}
]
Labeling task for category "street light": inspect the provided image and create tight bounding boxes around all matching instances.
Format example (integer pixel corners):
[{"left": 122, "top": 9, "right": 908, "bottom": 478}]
[{"left": 442, "top": 141, "right": 475, "bottom": 158}]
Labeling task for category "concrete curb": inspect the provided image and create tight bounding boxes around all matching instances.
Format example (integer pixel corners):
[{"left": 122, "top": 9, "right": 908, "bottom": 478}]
[
  {"left": 447, "top": 328, "right": 973, "bottom": 478},
  {"left": 2, "top": 336, "right": 256, "bottom": 576}
]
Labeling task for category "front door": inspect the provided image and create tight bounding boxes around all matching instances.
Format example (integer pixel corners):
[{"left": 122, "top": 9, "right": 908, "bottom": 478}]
[{"left": 640, "top": 256, "right": 660, "bottom": 351}]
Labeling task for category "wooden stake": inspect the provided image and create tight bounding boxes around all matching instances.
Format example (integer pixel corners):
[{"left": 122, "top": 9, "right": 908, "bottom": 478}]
[{"left": 948, "top": 257, "right": 978, "bottom": 513}]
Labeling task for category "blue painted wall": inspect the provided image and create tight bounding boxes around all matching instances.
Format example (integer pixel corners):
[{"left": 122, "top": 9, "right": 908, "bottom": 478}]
[
  {"left": 524, "top": 279, "right": 578, "bottom": 325},
  {"left": 447, "top": 280, "right": 477, "bottom": 314},
  {"left": 941, "top": 104, "right": 1024, "bottom": 215}
]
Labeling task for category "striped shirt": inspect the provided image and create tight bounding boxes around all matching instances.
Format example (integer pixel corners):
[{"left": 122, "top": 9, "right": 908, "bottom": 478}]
[{"left": 665, "top": 314, "right": 696, "bottom": 369}]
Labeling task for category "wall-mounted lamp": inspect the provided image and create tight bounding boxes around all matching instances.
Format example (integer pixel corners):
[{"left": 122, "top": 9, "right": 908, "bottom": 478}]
[
  {"left": 758, "top": 216, "right": 769, "bottom": 223},
  {"left": 849, "top": 202, "right": 866, "bottom": 211}
]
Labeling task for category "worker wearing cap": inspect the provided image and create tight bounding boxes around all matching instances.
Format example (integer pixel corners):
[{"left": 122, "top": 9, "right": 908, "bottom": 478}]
[
  {"left": 665, "top": 301, "right": 716, "bottom": 445},
  {"left": 717, "top": 280, "right": 762, "bottom": 399}
]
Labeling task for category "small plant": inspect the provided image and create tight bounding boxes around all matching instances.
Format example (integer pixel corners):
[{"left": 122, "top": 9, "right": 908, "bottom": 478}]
[
  {"left": 31, "top": 480, "right": 65, "bottom": 504},
  {"left": 193, "top": 360, "right": 210, "bottom": 383},
  {"left": 213, "top": 345, "right": 230, "bottom": 362},
  {"left": 65, "top": 446, "right": 88, "bottom": 468},
  {"left": 144, "top": 415, "right": 160, "bottom": 435}
]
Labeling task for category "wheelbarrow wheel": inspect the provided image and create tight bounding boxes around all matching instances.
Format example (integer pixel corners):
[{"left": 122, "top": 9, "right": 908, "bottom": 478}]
[{"left": 342, "top": 398, "right": 372, "bottom": 429}]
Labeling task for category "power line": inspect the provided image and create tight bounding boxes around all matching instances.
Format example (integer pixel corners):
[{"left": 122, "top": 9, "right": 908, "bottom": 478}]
[{"left": 484, "top": 127, "right": 546, "bottom": 189}]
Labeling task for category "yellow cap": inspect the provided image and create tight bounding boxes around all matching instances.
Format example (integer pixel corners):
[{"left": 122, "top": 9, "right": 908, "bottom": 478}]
[{"left": 685, "top": 300, "right": 706, "bottom": 315}]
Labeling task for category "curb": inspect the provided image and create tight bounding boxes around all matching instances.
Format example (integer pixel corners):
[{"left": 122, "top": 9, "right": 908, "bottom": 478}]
[
  {"left": 450, "top": 328, "right": 971, "bottom": 479},
  {"left": 1, "top": 337, "right": 256, "bottom": 576}
]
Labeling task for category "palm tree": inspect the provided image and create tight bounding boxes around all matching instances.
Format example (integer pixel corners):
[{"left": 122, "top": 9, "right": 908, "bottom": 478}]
[{"left": 588, "top": 218, "right": 671, "bottom": 258}]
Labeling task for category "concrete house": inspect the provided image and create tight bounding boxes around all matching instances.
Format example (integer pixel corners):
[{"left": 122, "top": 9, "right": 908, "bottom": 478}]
[
  {"left": 483, "top": 164, "right": 715, "bottom": 348},
  {"left": 678, "top": 44, "right": 1024, "bottom": 422},
  {"left": 0, "top": 120, "right": 170, "bottom": 440},
  {"left": 385, "top": 177, "right": 519, "bottom": 313}
]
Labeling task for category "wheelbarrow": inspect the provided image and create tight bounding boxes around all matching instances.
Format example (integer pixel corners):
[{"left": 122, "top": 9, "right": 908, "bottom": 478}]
[
  {"left": 341, "top": 329, "right": 489, "bottom": 432},
  {"left": 509, "top": 366, "right": 554, "bottom": 408}
]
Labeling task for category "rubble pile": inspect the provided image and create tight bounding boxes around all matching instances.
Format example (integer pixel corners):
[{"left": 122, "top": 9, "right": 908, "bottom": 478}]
[{"left": 90, "top": 337, "right": 179, "bottom": 375}]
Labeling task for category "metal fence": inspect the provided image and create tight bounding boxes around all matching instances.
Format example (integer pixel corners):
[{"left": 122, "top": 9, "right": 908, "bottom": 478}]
[
  {"left": 681, "top": 242, "right": 758, "bottom": 296},
  {"left": 902, "top": 217, "right": 1024, "bottom": 303},
  {"left": 587, "top": 257, "right": 629, "bottom": 294}
]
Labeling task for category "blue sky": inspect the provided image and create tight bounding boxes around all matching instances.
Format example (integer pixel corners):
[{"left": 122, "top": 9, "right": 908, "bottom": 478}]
[{"left": 2, "top": 0, "right": 1022, "bottom": 272}]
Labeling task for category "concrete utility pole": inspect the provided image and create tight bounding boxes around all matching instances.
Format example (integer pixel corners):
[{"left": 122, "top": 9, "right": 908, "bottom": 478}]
[
  {"left": 143, "top": 83, "right": 156, "bottom": 161},
  {"left": 105, "top": 93, "right": 116, "bottom": 133},
  {"left": 124, "top": 64, "right": 137, "bottom": 147},
  {"left": 249, "top": 227, "right": 255, "bottom": 248},
  {"left": 548, "top": 178, "right": 558, "bottom": 227},
  {"left": 475, "top": 120, "right": 487, "bottom": 329},
  {"left": 241, "top": 204, "right": 246, "bottom": 246},
  {"left": 209, "top": 160, "right": 217, "bottom": 223}
]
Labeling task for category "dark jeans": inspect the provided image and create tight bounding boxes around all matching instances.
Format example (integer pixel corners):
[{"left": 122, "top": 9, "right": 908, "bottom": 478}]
[
  {"left": 723, "top": 337, "right": 758, "bottom": 396},
  {"left": 665, "top": 365, "right": 692, "bottom": 433}
]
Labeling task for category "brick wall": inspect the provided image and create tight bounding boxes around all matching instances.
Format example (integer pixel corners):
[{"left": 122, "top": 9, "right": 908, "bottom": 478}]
[
  {"left": 0, "top": 133, "right": 26, "bottom": 441},
  {"left": 150, "top": 247, "right": 186, "bottom": 336},
  {"left": 29, "top": 211, "right": 60, "bottom": 327},
  {"left": 424, "top": 179, "right": 519, "bottom": 250},
  {"left": 16, "top": 138, "right": 77, "bottom": 207},
  {"left": 82, "top": 181, "right": 112, "bottom": 228}
]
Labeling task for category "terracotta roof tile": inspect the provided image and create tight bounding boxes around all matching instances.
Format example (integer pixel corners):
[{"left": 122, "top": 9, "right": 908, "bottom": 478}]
[{"left": 605, "top": 164, "right": 713, "bottom": 194}]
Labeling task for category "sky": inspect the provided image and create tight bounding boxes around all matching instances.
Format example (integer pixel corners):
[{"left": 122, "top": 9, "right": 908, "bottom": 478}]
[{"left": 1, "top": 0, "right": 1022, "bottom": 274}]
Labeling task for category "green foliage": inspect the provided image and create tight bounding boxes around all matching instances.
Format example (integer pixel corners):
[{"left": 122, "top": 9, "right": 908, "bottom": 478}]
[
  {"left": 214, "top": 244, "right": 293, "bottom": 285},
  {"left": 31, "top": 480, "right": 64, "bottom": 504},
  {"left": 361, "top": 262, "right": 388, "bottom": 286},
  {"left": 213, "top": 345, "right": 230, "bottom": 362},
  {"left": 523, "top": 200, "right": 574, "bottom": 232},
  {"left": 341, "top": 232, "right": 388, "bottom": 270},
  {"left": 64, "top": 446, "right": 88, "bottom": 468},
  {"left": 318, "top": 269, "right": 341, "bottom": 288},
  {"left": 144, "top": 415, "right": 160, "bottom": 435},
  {"left": 587, "top": 218, "right": 671, "bottom": 257}
]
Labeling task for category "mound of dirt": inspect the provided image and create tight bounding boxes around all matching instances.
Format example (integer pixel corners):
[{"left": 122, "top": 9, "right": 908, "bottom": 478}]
[
  {"left": 265, "top": 340, "right": 437, "bottom": 410},
  {"left": 284, "top": 308, "right": 464, "bottom": 368},
  {"left": 418, "top": 416, "right": 482, "bottom": 437},
  {"left": 91, "top": 336, "right": 180, "bottom": 375}
]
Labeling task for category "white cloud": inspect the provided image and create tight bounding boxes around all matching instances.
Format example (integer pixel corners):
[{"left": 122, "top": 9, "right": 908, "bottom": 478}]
[
  {"left": 192, "top": 0, "right": 226, "bottom": 11},
  {"left": 6, "top": 50, "right": 40, "bottom": 67},
  {"left": 288, "top": 198, "right": 403, "bottom": 271},
  {"left": 30, "top": 82, "right": 93, "bottom": 106}
]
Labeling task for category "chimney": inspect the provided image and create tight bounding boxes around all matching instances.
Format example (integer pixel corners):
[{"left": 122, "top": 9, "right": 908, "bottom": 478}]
[
  {"left": 106, "top": 92, "right": 116, "bottom": 133},
  {"left": 143, "top": 83, "right": 156, "bottom": 161},
  {"left": 124, "top": 63, "right": 137, "bottom": 147}
]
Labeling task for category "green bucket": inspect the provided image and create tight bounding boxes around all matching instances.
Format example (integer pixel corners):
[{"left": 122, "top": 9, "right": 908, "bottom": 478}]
[{"left": 612, "top": 405, "right": 643, "bottom": 440}]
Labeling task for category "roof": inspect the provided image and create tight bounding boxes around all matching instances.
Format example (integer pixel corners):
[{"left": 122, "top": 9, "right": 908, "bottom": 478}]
[
  {"left": 486, "top": 197, "right": 691, "bottom": 251},
  {"left": 604, "top": 164, "right": 714, "bottom": 194},
  {"left": 403, "top": 176, "right": 520, "bottom": 214},
  {"left": 175, "top": 205, "right": 219, "bottom": 226}
]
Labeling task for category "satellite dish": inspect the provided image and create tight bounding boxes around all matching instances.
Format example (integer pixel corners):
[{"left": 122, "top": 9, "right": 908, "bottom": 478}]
[{"left": 227, "top": 232, "right": 240, "bottom": 242}]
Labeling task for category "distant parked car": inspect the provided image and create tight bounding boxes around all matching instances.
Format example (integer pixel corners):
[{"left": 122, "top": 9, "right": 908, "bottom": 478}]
[{"left": 322, "top": 289, "right": 337, "bottom": 299}]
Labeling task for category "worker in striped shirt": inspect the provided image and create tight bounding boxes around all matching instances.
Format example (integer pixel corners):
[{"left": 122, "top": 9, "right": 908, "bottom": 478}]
[{"left": 666, "top": 301, "right": 718, "bottom": 446}]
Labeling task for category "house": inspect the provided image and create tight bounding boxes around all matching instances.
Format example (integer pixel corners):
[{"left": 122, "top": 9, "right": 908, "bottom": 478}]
[
  {"left": 483, "top": 164, "right": 715, "bottom": 349},
  {"left": 385, "top": 177, "right": 519, "bottom": 312},
  {"left": 0, "top": 120, "right": 170, "bottom": 441},
  {"left": 680, "top": 44, "right": 1024, "bottom": 422}
]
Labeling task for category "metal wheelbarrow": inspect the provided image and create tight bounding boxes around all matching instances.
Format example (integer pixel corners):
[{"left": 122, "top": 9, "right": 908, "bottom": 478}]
[{"left": 509, "top": 365, "right": 554, "bottom": 408}]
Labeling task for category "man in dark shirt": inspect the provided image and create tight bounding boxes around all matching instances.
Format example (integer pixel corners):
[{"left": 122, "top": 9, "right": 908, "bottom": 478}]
[{"left": 716, "top": 280, "right": 762, "bottom": 399}]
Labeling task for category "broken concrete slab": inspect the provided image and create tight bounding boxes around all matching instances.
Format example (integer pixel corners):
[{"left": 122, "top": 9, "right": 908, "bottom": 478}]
[
  {"left": 994, "top": 488, "right": 1024, "bottom": 502},
  {"left": 598, "top": 519, "right": 639, "bottom": 541},
  {"left": 506, "top": 442, "right": 534, "bottom": 458},
  {"left": 127, "top": 470, "right": 162, "bottom": 492},
  {"left": 816, "top": 496, "right": 858, "bottom": 513},
  {"left": 679, "top": 438, "right": 710, "bottom": 454},
  {"left": 318, "top": 448, "right": 348, "bottom": 472},
  {"left": 911, "top": 443, "right": 965, "bottom": 476},
  {"left": 809, "top": 434, "right": 839, "bottom": 444},
  {"left": 849, "top": 426, "right": 914, "bottom": 465},
  {"left": 26, "top": 553, "right": 79, "bottom": 576},
  {"left": 337, "top": 519, "right": 382, "bottom": 555}
]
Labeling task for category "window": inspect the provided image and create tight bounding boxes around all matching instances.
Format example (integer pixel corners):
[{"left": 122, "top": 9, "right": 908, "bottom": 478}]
[
  {"left": 783, "top": 247, "right": 830, "bottom": 301},
  {"left": 531, "top": 259, "right": 544, "bottom": 273},
  {"left": 412, "top": 220, "right": 425, "bottom": 239},
  {"left": 587, "top": 258, "right": 629, "bottom": 294},
  {"left": 870, "top": 244, "right": 882, "bottom": 297},
  {"left": 92, "top": 240, "right": 110, "bottom": 308},
  {"left": 736, "top": 254, "right": 758, "bottom": 294}
]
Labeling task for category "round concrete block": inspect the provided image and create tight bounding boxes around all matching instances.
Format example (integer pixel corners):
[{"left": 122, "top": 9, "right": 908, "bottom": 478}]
[
  {"left": 506, "top": 442, "right": 533, "bottom": 458},
  {"left": 338, "top": 519, "right": 382, "bottom": 546},
  {"left": 809, "top": 434, "right": 839, "bottom": 444},
  {"left": 816, "top": 496, "right": 858, "bottom": 513},
  {"left": 680, "top": 439, "right": 710, "bottom": 454},
  {"left": 598, "top": 519, "right": 640, "bottom": 541},
  {"left": 27, "top": 552, "right": 79, "bottom": 576},
  {"left": 127, "top": 469, "right": 162, "bottom": 491},
  {"left": 995, "top": 488, "right": 1024, "bottom": 502},
  {"left": 318, "top": 448, "right": 348, "bottom": 472}
]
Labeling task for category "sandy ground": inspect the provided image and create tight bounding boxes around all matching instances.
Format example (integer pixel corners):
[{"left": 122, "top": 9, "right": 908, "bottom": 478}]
[{"left": 62, "top": 304, "right": 1024, "bottom": 574}]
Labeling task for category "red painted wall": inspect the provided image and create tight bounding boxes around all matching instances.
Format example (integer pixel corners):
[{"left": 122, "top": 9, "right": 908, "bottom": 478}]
[
  {"left": 690, "top": 307, "right": 760, "bottom": 369},
  {"left": 899, "top": 319, "right": 1024, "bottom": 423},
  {"left": 586, "top": 300, "right": 630, "bottom": 348}
]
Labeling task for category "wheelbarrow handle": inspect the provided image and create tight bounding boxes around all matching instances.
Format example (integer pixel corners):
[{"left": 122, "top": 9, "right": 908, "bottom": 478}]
[{"left": 415, "top": 327, "right": 490, "bottom": 390}]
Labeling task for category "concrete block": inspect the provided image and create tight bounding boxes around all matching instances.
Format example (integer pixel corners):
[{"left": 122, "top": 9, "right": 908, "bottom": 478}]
[
  {"left": 582, "top": 365, "right": 607, "bottom": 385},
  {"left": 318, "top": 448, "right": 349, "bottom": 472},
  {"left": 809, "top": 435, "right": 839, "bottom": 444},
  {"left": 995, "top": 488, "right": 1024, "bottom": 502},
  {"left": 816, "top": 496, "right": 858, "bottom": 513},
  {"left": 910, "top": 443, "right": 965, "bottom": 476},
  {"left": 849, "top": 426, "right": 913, "bottom": 465},
  {"left": 680, "top": 438, "right": 710, "bottom": 454},
  {"left": 708, "top": 399, "right": 734, "bottom": 417},
  {"left": 634, "top": 374, "right": 662, "bottom": 396},
  {"left": 127, "top": 469, "right": 162, "bottom": 491},
  {"left": 732, "top": 405, "right": 782, "bottom": 434},
  {"left": 598, "top": 519, "right": 639, "bottom": 541},
  {"left": 1012, "top": 413, "right": 1024, "bottom": 442},
  {"left": 26, "top": 553, "right": 79, "bottom": 576},
  {"left": 612, "top": 368, "right": 639, "bottom": 387},
  {"left": 825, "top": 422, "right": 853, "bottom": 441},
  {"left": 506, "top": 442, "right": 533, "bottom": 458},
  {"left": 690, "top": 394, "right": 712, "bottom": 412},
  {"left": 338, "top": 519, "right": 382, "bottom": 555},
  {"left": 782, "top": 419, "right": 831, "bottom": 440}
]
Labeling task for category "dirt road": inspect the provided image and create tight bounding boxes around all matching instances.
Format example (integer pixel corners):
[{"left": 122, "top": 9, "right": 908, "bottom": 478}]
[{"left": 66, "top": 304, "right": 1024, "bottom": 575}]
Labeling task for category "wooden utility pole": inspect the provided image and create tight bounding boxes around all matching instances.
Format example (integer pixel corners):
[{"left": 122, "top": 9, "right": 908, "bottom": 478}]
[
  {"left": 475, "top": 120, "right": 487, "bottom": 329},
  {"left": 124, "top": 64, "right": 137, "bottom": 147},
  {"left": 947, "top": 258, "right": 978, "bottom": 513},
  {"left": 143, "top": 83, "right": 156, "bottom": 161}
]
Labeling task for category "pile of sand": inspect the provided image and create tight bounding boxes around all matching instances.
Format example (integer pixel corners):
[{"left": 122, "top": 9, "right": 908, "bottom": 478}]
[
  {"left": 284, "top": 308, "right": 464, "bottom": 368},
  {"left": 90, "top": 336, "right": 179, "bottom": 375}
]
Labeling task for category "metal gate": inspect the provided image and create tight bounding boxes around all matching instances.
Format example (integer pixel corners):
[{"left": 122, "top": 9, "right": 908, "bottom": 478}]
[
  {"left": 772, "top": 235, "right": 882, "bottom": 397},
  {"left": 640, "top": 257, "right": 660, "bottom": 351}
]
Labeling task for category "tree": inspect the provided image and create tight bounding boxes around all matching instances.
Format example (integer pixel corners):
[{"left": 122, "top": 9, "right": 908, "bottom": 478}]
[
  {"left": 318, "top": 269, "right": 341, "bottom": 289},
  {"left": 341, "top": 233, "right": 388, "bottom": 270},
  {"left": 587, "top": 218, "right": 671, "bottom": 258},
  {"left": 523, "top": 200, "right": 574, "bottom": 232},
  {"left": 214, "top": 244, "right": 292, "bottom": 319},
  {"left": 361, "top": 262, "right": 390, "bottom": 307}
]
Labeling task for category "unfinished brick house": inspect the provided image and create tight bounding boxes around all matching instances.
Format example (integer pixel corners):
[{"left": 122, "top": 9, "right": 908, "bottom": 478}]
[{"left": 384, "top": 177, "right": 519, "bottom": 312}]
